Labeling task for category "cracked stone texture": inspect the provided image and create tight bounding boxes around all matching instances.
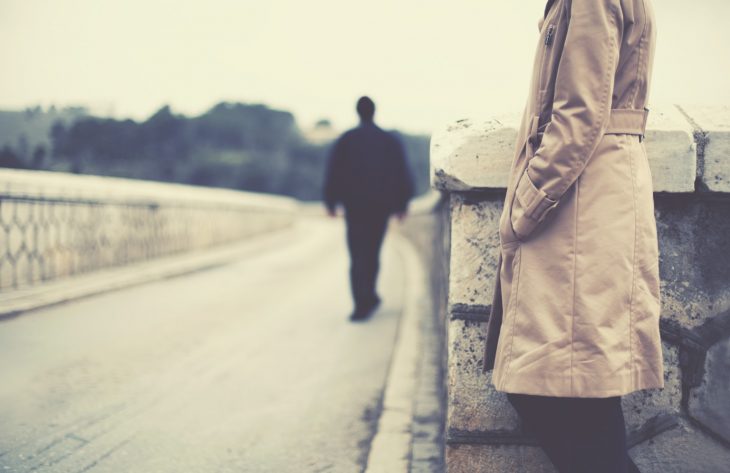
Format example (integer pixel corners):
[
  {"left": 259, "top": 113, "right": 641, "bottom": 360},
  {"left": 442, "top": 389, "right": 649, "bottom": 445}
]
[
  {"left": 446, "top": 444, "right": 556, "bottom": 473},
  {"left": 621, "top": 342, "right": 682, "bottom": 432},
  {"left": 447, "top": 195, "right": 502, "bottom": 306},
  {"left": 629, "top": 418, "right": 730, "bottom": 473},
  {"left": 655, "top": 198, "right": 730, "bottom": 329},
  {"left": 679, "top": 105, "right": 730, "bottom": 193},
  {"left": 447, "top": 318, "right": 520, "bottom": 433},
  {"left": 689, "top": 336, "right": 730, "bottom": 444}
]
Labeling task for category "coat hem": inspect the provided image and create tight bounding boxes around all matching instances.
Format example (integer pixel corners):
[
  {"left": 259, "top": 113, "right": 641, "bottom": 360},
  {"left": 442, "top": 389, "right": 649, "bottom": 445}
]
[{"left": 492, "top": 366, "right": 664, "bottom": 398}]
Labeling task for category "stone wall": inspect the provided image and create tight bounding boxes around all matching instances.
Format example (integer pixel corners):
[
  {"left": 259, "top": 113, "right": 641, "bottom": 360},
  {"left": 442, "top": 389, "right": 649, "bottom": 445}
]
[
  {"left": 0, "top": 169, "right": 297, "bottom": 291},
  {"left": 430, "top": 105, "right": 730, "bottom": 472}
]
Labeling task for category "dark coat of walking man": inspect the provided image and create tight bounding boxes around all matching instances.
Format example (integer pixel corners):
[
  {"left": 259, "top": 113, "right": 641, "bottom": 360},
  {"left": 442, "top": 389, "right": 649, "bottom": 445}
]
[{"left": 323, "top": 96, "right": 414, "bottom": 321}]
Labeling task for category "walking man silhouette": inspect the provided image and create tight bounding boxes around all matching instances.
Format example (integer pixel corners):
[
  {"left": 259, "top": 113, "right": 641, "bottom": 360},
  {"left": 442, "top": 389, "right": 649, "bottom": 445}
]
[{"left": 323, "top": 96, "right": 414, "bottom": 321}]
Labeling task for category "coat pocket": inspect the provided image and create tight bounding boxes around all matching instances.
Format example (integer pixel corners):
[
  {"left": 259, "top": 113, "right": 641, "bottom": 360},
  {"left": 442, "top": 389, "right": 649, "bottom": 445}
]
[{"left": 510, "top": 168, "right": 559, "bottom": 241}]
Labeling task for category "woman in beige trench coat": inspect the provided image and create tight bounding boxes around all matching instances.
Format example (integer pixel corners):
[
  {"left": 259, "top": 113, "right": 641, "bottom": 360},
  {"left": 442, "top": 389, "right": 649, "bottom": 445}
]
[{"left": 482, "top": 0, "right": 663, "bottom": 471}]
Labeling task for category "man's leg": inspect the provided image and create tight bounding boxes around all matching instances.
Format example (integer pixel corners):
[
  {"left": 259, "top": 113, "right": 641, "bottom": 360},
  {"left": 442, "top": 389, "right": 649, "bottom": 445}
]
[
  {"left": 361, "top": 213, "right": 389, "bottom": 306},
  {"left": 345, "top": 213, "right": 369, "bottom": 311}
]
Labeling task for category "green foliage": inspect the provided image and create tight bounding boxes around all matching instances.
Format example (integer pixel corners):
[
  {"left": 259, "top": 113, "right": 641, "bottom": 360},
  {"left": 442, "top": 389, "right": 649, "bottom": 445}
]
[{"left": 0, "top": 102, "right": 431, "bottom": 201}]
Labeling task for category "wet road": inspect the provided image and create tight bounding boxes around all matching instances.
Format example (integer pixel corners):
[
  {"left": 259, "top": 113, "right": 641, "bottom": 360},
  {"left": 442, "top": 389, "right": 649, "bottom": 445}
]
[{"left": 0, "top": 218, "right": 407, "bottom": 472}]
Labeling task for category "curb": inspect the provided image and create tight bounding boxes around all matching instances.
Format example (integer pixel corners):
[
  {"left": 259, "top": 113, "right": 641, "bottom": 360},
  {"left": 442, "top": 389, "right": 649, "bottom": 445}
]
[{"left": 364, "top": 235, "right": 428, "bottom": 473}]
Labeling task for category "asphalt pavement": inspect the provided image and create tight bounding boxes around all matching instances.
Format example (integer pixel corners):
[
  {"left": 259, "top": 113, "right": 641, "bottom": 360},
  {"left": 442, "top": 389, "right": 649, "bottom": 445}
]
[{"left": 0, "top": 218, "right": 409, "bottom": 473}]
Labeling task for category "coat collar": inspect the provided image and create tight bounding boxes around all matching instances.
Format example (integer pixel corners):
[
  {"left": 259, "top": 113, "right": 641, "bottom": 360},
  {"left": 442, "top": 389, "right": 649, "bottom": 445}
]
[
  {"left": 539, "top": 0, "right": 557, "bottom": 31},
  {"left": 544, "top": 0, "right": 557, "bottom": 18}
]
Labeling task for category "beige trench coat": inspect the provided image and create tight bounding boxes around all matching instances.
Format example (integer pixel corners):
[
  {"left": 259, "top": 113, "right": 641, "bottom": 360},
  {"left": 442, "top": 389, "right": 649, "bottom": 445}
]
[{"left": 483, "top": 0, "right": 664, "bottom": 397}]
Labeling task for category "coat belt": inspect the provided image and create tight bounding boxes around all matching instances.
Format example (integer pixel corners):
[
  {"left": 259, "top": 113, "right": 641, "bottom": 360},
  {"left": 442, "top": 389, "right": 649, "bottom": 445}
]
[{"left": 526, "top": 107, "right": 650, "bottom": 158}]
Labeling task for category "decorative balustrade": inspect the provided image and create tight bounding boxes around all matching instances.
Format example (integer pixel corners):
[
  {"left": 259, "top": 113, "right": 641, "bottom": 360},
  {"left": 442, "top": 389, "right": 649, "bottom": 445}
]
[{"left": 0, "top": 169, "right": 297, "bottom": 291}]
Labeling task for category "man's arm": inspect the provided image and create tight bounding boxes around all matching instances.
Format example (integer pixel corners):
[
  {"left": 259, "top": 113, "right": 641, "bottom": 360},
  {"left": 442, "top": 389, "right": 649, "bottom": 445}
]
[
  {"left": 392, "top": 136, "right": 414, "bottom": 218},
  {"left": 511, "top": 0, "right": 624, "bottom": 239},
  {"left": 323, "top": 136, "right": 346, "bottom": 215}
]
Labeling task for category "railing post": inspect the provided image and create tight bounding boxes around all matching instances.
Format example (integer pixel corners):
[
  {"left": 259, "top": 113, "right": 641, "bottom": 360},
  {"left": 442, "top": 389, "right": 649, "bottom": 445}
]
[{"left": 431, "top": 106, "right": 730, "bottom": 472}]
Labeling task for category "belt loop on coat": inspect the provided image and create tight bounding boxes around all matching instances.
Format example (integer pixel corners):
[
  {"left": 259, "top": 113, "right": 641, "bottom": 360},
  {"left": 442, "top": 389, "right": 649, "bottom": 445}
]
[
  {"left": 641, "top": 107, "right": 650, "bottom": 142},
  {"left": 605, "top": 108, "right": 650, "bottom": 140}
]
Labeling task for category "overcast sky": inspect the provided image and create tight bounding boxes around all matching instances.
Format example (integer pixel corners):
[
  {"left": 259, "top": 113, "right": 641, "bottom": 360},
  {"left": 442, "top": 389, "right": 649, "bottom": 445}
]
[{"left": 1, "top": 0, "right": 729, "bottom": 134}]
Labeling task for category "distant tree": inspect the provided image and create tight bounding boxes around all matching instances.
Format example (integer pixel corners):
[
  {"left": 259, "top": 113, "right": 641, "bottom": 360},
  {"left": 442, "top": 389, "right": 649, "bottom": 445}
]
[
  {"left": 50, "top": 121, "right": 66, "bottom": 156},
  {"left": 32, "top": 145, "right": 46, "bottom": 168},
  {"left": 63, "top": 106, "right": 88, "bottom": 116},
  {"left": 24, "top": 106, "right": 42, "bottom": 119},
  {"left": 17, "top": 134, "right": 29, "bottom": 161},
  {"left": 0, "top": 146, "right": 25, "bottom": 169},
  {"left": 35, "top": 101, "right": 431, "bottom": 200}
]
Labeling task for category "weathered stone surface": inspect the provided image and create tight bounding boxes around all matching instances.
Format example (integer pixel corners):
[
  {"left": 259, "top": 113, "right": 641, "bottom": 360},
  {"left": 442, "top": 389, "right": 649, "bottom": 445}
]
[
  {"left": 622, "top": 342, "right": 682, "bottom": 432},
  {"left": 430, "top": 106, "right": 698, "bottom": 193},
  {"left": 447, "top": 319, "right": 520, "bottom": 433},
  {"left": 644, "top": 106, "right": 697, "bottom": 193},
  {"left": 447, "top": 195, "right": 502, "bottom": 306},
  {"left": 630, "top": 418, "right": 730, "bottom": 473},
  {"left": 655, "top": 198, "right": 730, "bottom": 329},
  {"left": 679, "top": 105, "right": 730, "bottom": 193},
  {"left": 431, "top": 116, "right": 520, "bottom": 191},
  {"left": 446, "top": 444, "right": 556, "bottom": 473},
  {"left": 689, "top": 335, "right": 730, "bottom": 443}
]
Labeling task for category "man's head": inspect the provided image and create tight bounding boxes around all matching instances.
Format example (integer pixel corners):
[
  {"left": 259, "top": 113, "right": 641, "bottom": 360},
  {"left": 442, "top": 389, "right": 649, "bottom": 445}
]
[{"left": 356, "top": 96, "right": 375, "bottom": 123}]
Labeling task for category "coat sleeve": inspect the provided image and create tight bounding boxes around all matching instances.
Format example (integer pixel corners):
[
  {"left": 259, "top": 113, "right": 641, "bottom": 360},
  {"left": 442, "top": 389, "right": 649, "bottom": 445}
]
[
  {"left": 392, "top": 136, "right": 414, "bottom": 214},
  {"left": 511, "top": 0, "right": 624, "bottom": 239},
  {"left": 323, "top": 136, "right": 346, "bottom": 212}
]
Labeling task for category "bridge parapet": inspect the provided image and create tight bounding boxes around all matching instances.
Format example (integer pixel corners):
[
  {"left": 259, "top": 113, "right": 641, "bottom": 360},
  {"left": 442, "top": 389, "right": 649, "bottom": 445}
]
[
  {"left": 431, "top": 105, "right": 730, "bottom": 472},
  {"left": 0, "top": 169, "right": 297, "bottom": 291}
]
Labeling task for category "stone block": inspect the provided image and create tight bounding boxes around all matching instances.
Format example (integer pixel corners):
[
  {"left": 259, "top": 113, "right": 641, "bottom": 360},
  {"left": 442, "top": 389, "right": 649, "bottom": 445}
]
[
  {"left": 655, "top": 198, "right": 730, "bottom": 329},
  {"left": 447, "top": 195, "right": 501, "bottom": 306},
  {"left": 622, "top": 342, "right": 682, "bottom": 432},
  {"left": 447, "top": 319, "right": 520, "bottom": 433},
  {"left": 431, "top": 117, "right": 520, "bottom": 192},
  {"left": 643, "top": 106, "right": 697, "bottom": 193},
  {"left": 679, "top": 105, "right": 730, "bottom": 193},
  {"left": 630, "top": 418, "right": 730, "bottom": 473},
  {"left": 446, "top": 444, "right": 556, "bottom": 473},
  {"left": 689, "top": 335, "right": 730, "bottom": 443}
]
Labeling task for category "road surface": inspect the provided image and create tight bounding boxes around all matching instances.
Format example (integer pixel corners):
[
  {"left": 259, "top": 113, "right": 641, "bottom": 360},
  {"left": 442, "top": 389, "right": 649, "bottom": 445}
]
[{"left": 0, "top": 217, "right": 409, "bottom": 472}]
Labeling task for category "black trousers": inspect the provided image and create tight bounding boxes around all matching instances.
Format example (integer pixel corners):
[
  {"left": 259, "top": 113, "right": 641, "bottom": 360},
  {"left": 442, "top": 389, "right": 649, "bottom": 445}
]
[
  {"left": 344, "top": 209, "right": 389, "bottom": 309},
  {"left": 507, "top": 394, "right": 640, "bottom": 473}
]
